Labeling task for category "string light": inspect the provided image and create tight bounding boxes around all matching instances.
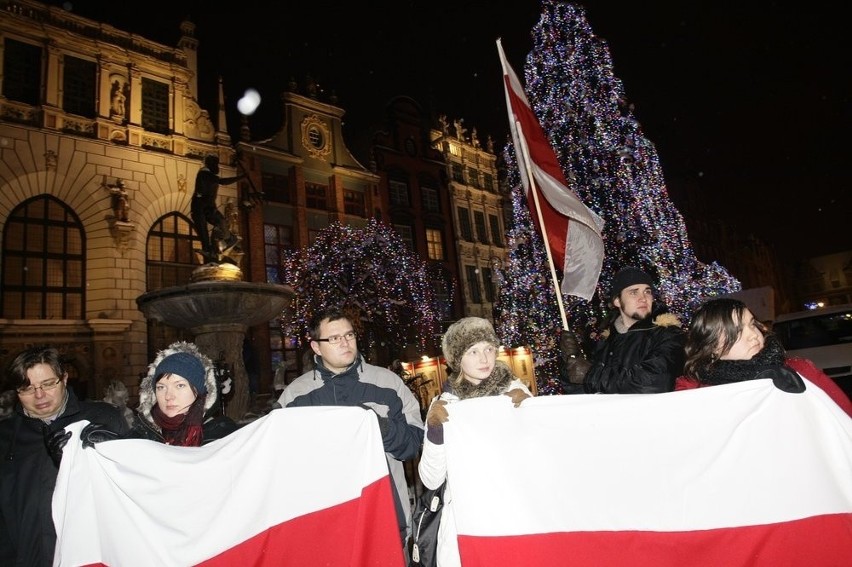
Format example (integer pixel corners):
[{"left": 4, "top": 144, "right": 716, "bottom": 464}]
[
  {"left": 495, "top": 1, "right": 741, "bottom": 394},
  {"left": 280, "top": 218, "right": 440, "bottom": 359}
]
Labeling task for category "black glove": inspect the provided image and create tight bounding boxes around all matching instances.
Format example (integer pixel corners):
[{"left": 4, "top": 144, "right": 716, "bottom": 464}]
[
  {"left": 565, "top": 357, "right": 592, "bottom": 384},
  {"left": 560, "top": 329, "right": 584, "bottom": 358},
  {"left": 560, "top": 330, "right": 591, "bottom": 384},
  {"left": 375, "top": 415, "right": 390, "bottom": 437},
  {"left": 80, "top": 422, "right": 121, "bottom": 449},
  {"left": 45, "top": 428, "right": 72, "bottom": 468},
  {"left": 358, "top": 404, "right": 390, "bottom": 437},
  {"left": 755, "top": 365, "right": 806, "bottom": 394}
]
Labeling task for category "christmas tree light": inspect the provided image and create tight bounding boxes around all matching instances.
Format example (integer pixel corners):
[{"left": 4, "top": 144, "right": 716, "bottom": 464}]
[
  {"left": 280, "top": 219, "right": 440, "bottom": 361},
  {"left": 496, "top": 1, "right": 741, "bottom": 389}
]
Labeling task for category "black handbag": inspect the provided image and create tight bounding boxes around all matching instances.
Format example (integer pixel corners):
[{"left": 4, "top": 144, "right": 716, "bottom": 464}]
[{"left": 409, "top": 481, "right": 447, "bottom": 567}]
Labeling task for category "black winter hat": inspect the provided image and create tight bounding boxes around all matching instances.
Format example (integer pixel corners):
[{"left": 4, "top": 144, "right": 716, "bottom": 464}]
[
  {"left": 154, "top": 352, "right": 207, "bottom": 395},
  {"left": 610, "top": 267, "right": 654, "bottom": 299}
]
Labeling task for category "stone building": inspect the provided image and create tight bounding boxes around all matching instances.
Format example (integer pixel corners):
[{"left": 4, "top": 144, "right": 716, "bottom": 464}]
[
  {"left": 360, "top": 96, "right": 464, "bottom": 344},
  {"left": 0, "top": 1, "right": 241, "bottom": 401},
  {"left": 234, "top": 80, "right": 385, "bottom": 386},
  {"left": 791, "top": 251, "right": 852, "bottom": 310},
  {"left": 430, "top": 116, "right": 507, "bottom": 321},
  {"left": 0, "top": 1, "right": 515, "bottom": 405}
]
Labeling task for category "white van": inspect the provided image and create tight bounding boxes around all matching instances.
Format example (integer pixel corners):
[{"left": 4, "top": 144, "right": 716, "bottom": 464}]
[{"left": 773, "top": 304, "right": 852, "bottom": 398}]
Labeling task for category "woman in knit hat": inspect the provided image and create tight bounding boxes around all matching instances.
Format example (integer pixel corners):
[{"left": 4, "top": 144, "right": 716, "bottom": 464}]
[
  {"left": 128, "top": 341, "right": 237, "bottom": 446},
  {"left": 416, "top": 317, "right": 531, "bottom": 567}
]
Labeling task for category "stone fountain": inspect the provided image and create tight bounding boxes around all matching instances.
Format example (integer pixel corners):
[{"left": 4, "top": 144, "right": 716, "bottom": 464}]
[{"left": 136, "top": 235, "right": 293, "bottom": 421}]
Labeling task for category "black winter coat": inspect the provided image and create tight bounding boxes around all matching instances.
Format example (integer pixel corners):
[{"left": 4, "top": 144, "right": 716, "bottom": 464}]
[
  {"left": 123, "top": 412, "right": 238, "bottom": 444},
  {"left": 0, "top": 391, "right": 129, "bottom": 566},
  {"left": 584, "top": 312, "right": 686, "bottom": 394}
]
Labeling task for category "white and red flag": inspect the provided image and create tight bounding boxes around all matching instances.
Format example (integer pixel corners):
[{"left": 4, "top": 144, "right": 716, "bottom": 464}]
[
  {"left": 52, "top": 408, "right": 404, "bottom": 567},
  {"left": 446, "top": 379, "right": 852, "bottom": 566},
  {"left": 498, "top": 38, "right": 605, "bottom": 302}
]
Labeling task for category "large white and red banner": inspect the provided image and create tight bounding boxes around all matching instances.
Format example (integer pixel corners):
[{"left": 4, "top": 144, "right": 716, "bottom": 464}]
[
  {"left": 498, "top": 39, "right": 605, "bottom": 301},
  {"left": 53, "top": 408, "right": 404, "bottom": 567},
  {"left": 446, "top": 379, "right": 852, "bottom": 566}
]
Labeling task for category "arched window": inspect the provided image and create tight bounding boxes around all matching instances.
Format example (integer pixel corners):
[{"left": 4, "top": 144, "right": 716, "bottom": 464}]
[
  {"left": 145, "top": 212, "right": 199, "bottom": 357},
  {"left": 147, "top": 213, "right": 198, "bottom": 289},
  {"left": 1, "top": 196, "right": 84, "bottom": 319}
]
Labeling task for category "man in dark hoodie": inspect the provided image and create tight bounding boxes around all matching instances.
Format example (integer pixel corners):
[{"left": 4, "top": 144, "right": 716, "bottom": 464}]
[
  {"left": 582, "top": 267, "right": 686, "bottom": 394},
  {"left": 278, "top": 307, "right": 423, "bottom": 560}
]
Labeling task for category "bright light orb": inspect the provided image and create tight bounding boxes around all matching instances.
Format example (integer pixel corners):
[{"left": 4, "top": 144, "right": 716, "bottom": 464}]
[{"left": 237, "top": 88, "right": 261, "bottom": 115}]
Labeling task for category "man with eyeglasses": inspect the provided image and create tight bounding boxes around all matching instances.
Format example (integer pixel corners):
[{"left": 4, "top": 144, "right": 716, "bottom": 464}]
[
  {"left": 278, "top": 307, "right": 424, "bottom": 561},
  {"left": 0, "top": 345, "right": 129, "bottom": 566}
]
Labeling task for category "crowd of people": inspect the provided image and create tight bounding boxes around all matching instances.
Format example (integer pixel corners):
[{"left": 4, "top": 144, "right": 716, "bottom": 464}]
[{"left": 0, "top": 267, "right": 849, "bottom": 565}]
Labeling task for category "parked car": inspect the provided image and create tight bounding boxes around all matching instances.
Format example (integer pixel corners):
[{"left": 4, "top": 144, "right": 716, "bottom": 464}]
[{"left": 773, "top": 304, "right": 852, "bottom": 399}]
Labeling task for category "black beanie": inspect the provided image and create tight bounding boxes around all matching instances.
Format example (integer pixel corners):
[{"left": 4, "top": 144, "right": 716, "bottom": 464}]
[
  {"left": 154, "top": 352, "right": 207, "bottom": 395},
  {"left": 610, "top": 267, "right": 654, "bottom": 299}
]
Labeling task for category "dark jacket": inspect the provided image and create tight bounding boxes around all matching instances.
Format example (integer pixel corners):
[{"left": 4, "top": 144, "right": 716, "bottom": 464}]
[
  {"left": 584, "top": 309, "right": 685, "bottom": 394},
  {"left": 281, "top": 356, "right": 423, "bottom": 461},
  {"left": 124, "top": 412, "right": 238, "bottom": 444},
  {"left": 0, "top": 390, "right": 129, "bottom": 566},
  {"left": 278, "top": 354, "right": 423, "bottom": 546}
]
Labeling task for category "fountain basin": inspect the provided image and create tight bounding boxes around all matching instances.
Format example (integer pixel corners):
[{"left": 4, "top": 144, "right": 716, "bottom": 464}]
[
  {"left": 136, "top": 281, "right": 294, "bottom": 421},
  {"left": 137, "top": 281, "right": 293, "bottom": 329}
]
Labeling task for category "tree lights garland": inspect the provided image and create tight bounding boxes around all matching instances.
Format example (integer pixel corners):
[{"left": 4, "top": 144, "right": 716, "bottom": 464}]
[
  {"left": 494, "top": 144, "right": 564, "bottom": 395},
  {"left": 496, "top": 1, "right": 741, "bottom": 389},
  {"left": 279, "top": 219, "right": 441, "bottom": 360}
]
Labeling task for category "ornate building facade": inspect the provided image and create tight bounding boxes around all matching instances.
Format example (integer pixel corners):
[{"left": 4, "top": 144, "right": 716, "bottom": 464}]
[
  {"left": 0, "top": 1, "right": 514, "bottom": 406},
  {"left": 430, "top": 116, "right": 507, "bottom": 321},
  {"left": 235, "top": 82, "right": 385, "bottom": 386},
  {"left": 0, "top": 1, "right": 241, "bottom": 400},
  {"left": 363, "top": 96, "right": 464, "bottom": 346}
]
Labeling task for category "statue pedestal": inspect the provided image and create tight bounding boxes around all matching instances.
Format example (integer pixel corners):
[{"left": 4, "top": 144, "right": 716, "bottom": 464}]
[{"left": 136, "top": 280, "right": 293, "bottom": 421}]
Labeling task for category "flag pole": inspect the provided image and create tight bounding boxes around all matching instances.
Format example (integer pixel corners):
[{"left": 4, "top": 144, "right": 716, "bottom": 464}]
[{"left": 514, "top": 120, "right": 569, "bottom": 330}]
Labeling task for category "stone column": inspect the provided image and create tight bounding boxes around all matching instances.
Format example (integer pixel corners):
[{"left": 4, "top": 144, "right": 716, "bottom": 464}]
[{"left": 192, "top": 322, "right": 249, "bottom": 421}]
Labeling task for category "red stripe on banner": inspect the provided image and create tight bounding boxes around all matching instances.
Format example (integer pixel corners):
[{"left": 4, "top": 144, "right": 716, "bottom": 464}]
[
  {"left": 458, "top": 513, "right": 852, "bottom": 567},
  {"left": 199, "top": 476, "right": 404, "bottom": 567},
  {"left": 503, "top": 74, "right": 569, "bottom": 271}
]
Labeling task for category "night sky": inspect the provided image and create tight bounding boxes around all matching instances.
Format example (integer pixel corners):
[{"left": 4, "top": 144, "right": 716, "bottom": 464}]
[{"left": 57, "top": 1, "right": 850, "bottom": 262}]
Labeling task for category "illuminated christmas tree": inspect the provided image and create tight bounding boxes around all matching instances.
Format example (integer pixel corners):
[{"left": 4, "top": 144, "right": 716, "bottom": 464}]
[
  {"left": 280, "top": 219, "right": 440, "bottom": 364},
  {"left": 497, "top": 1, "right": 740, "bottom": 359},
  {"left": 494, "top": 145, "right": 565, "bottom": 394}
]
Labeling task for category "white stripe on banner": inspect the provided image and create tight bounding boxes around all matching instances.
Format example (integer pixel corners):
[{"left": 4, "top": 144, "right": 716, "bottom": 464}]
[
  {"left": 445, "top": 379, "right": 852, "bottom": 535},
  {"left": 53, "top": 407, "right": 402, "bottom": 567}
]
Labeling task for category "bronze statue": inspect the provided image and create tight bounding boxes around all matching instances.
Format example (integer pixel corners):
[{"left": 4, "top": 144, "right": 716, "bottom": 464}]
[{"left": 190, "top": 155, "right": 244, "bottom": 263}]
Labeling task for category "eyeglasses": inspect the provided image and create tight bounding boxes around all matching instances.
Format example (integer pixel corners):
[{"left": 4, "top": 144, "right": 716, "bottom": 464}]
[
  {"left": 16, "top": 377, "right": 63, "bottom": 396},
  {"left": 314, "top": 331, "right": 357, "bottom": 345}
]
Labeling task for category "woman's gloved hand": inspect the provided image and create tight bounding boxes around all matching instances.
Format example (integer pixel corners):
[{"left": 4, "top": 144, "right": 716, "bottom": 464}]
[
  {"left": 426, "top": 400, "right": 449, "bottom": 427},
  {"left": 425, "top": 400, "right": 449, "bottom": 445},
  {"left": 755, "top": 365, "right": 806, "bottom": 393},
  {"left": 504, "top": 388, "right": 531, "bottom": 407}
]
